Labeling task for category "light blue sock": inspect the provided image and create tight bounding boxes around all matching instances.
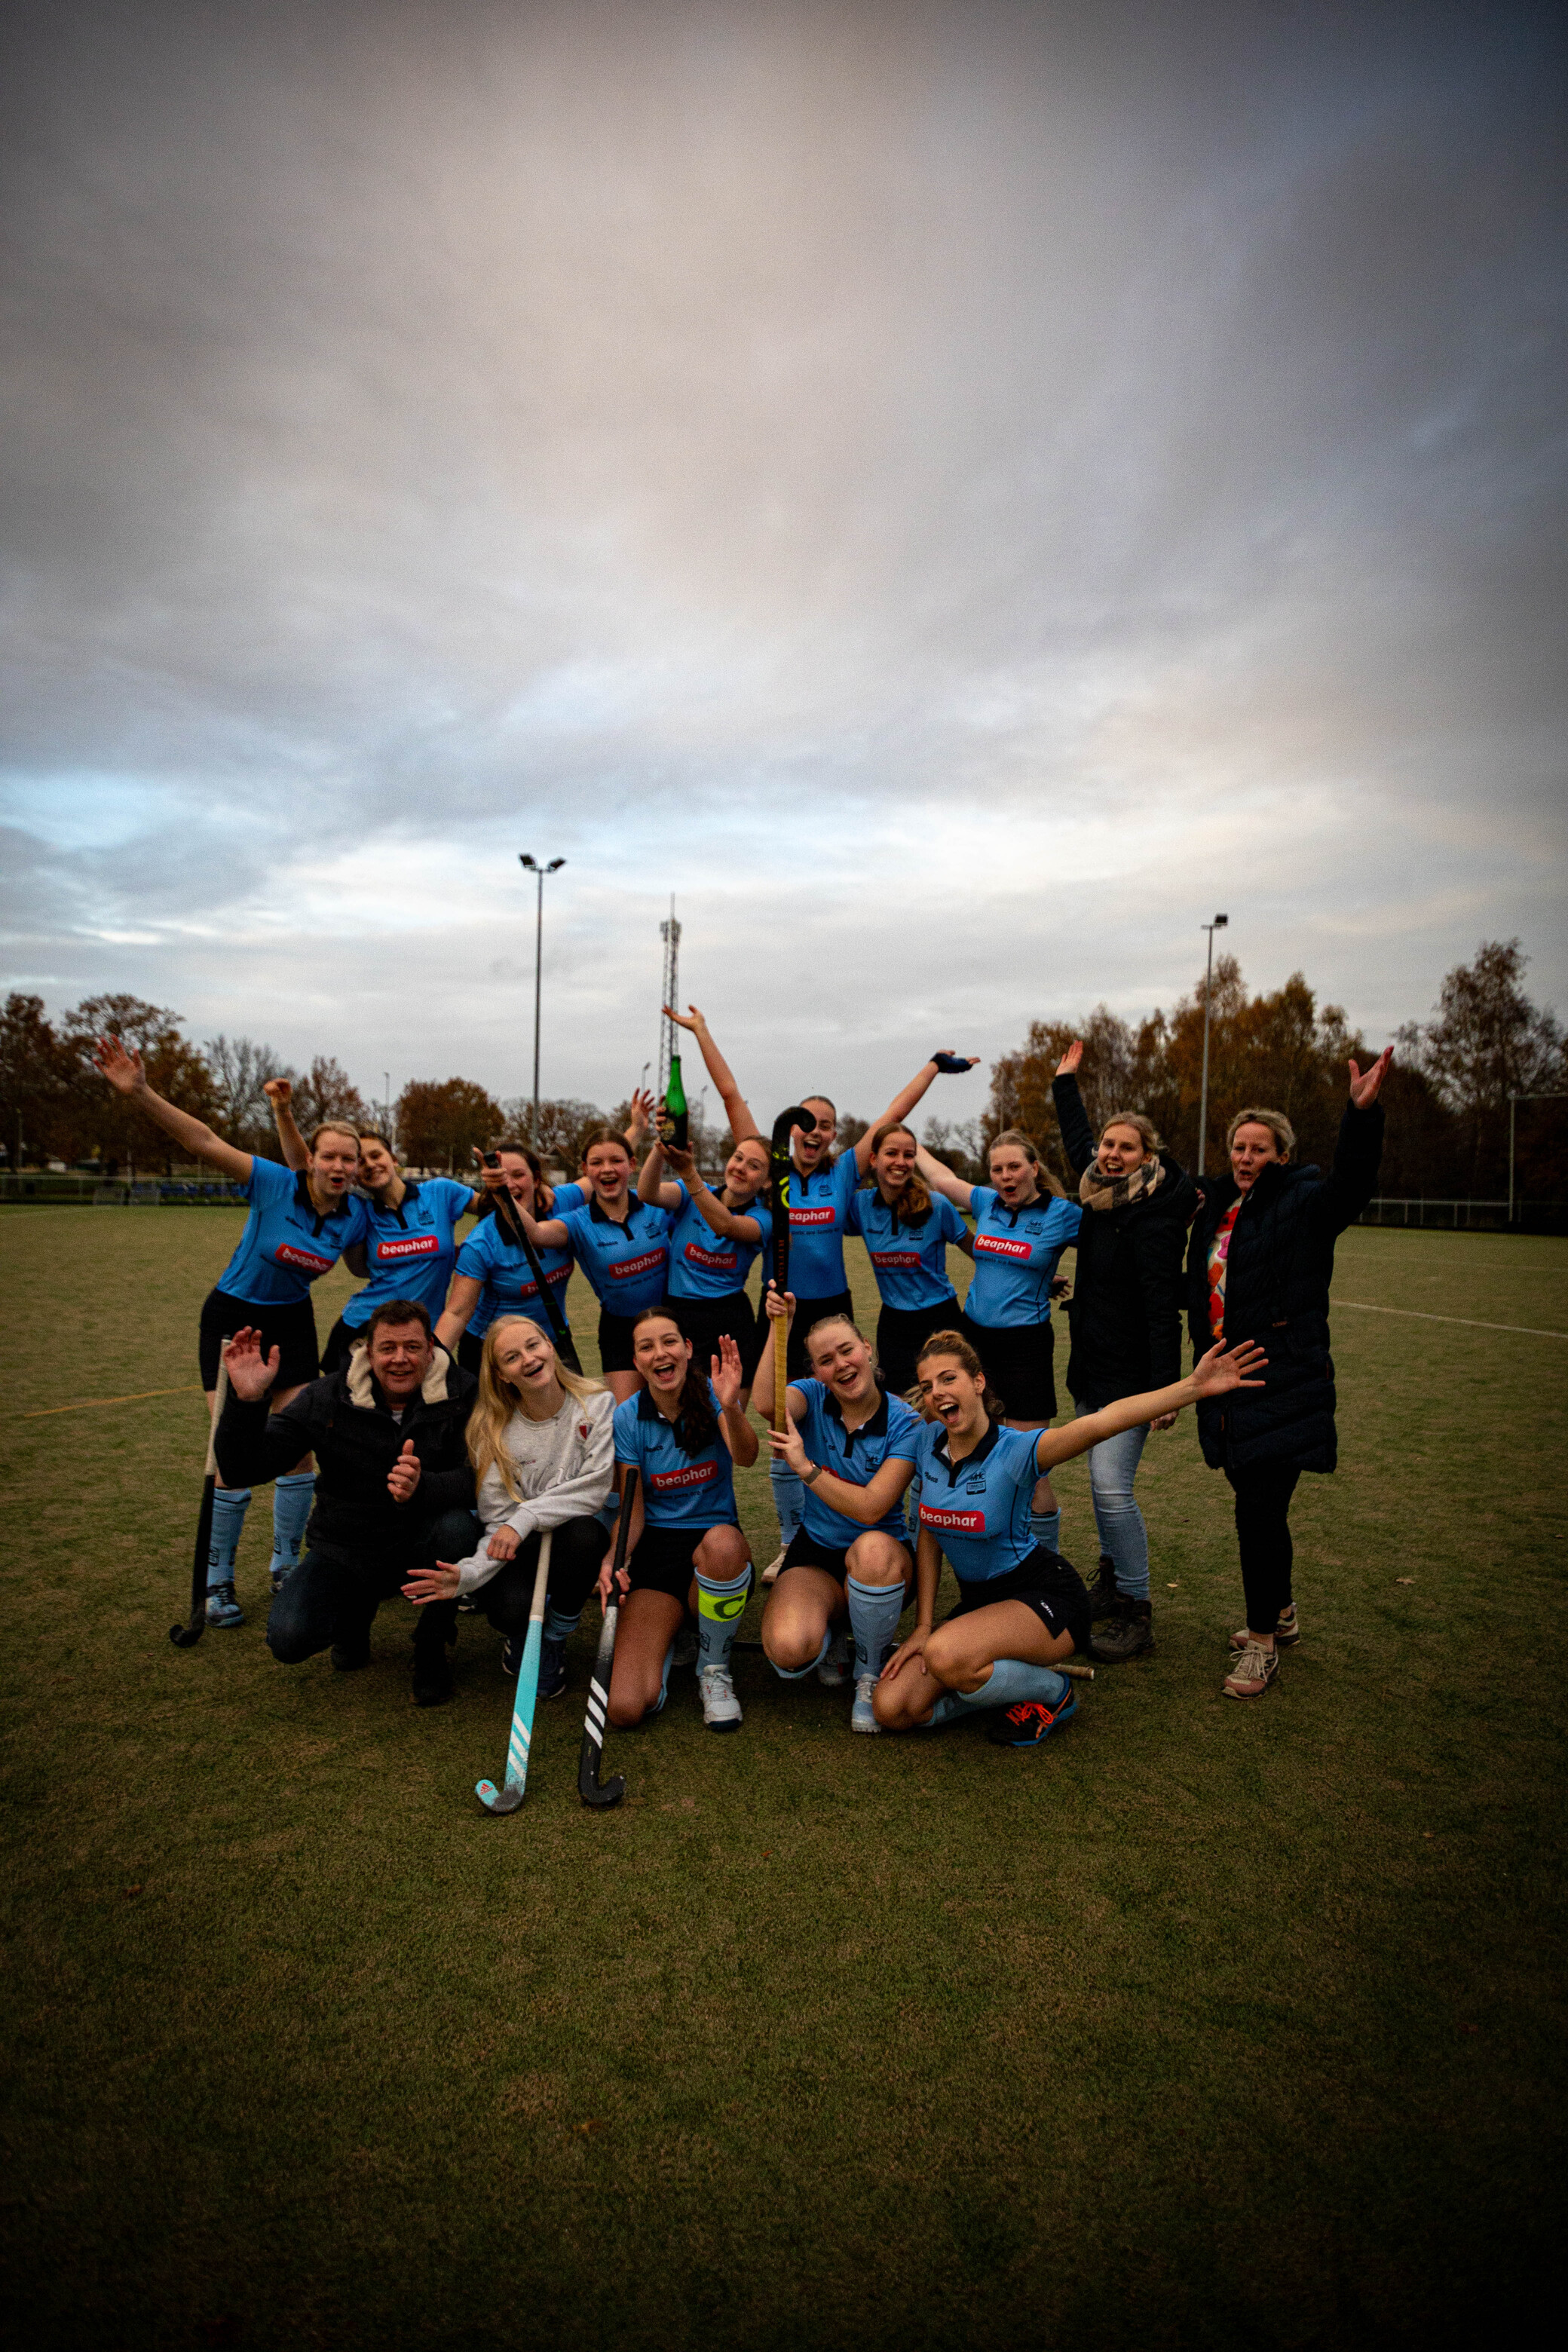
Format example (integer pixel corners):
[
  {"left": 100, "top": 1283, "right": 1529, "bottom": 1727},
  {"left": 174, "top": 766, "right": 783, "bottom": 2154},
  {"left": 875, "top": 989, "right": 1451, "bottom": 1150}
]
[
  {"left": 770, "top": 1627, "right": 831, "bottom": 1681},
  {"left": 544, "top": 1602, "right": 582, "bottom": 1643},
  {"left": 207, "top": 1487, "right": 252, "bottom": 1588},
  {"left": 270, "top": 1472, "right": 314, "bottom": 1573},
  {"left": 1030, "top": 1508, "right": 1061, "bottom": 1557},
  {"left": 847, "top": 1576, "right": 905, "bottom": 1680},
  {"left": 695, "top": 1564, "right": 752, "bottom": 1672},
  {"left": 928, "top": 1658, "right": 1070, "bottom": 1724},
  {"left": 770, "top": 1459, "right": 804, "bottom": 1548},
  {"left": 645, "top": 1638, "right": 675, "bottom": 1719}
]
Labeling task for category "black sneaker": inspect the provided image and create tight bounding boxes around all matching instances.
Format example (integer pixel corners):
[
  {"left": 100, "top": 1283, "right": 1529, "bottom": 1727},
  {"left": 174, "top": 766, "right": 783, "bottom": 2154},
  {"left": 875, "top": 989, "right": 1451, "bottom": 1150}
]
[
  {"left": 1089, "top": 1598, "right": 1154, "bottom": 1664},
  {"left": 501, "top": 1634, "right": 522, "bottom": 1677},
  {"left": 412, "top": 1646, "right": 455, "bottom": 1707},
  {"left": 538, "top": 1634, "right": 568, "bottom": 1698},
  {"left": 986, "top": 1689, "right": 1078, "bottom": 1747},
  {"left": 1086, "top": 1556, "right": 1119, "bottom": 1621}
]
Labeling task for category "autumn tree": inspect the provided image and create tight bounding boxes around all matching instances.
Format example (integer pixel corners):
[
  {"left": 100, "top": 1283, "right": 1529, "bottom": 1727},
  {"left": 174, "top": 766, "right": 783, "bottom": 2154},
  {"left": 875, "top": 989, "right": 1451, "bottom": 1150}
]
[
  {"left": 396, "top": 1079, "right": 503, "bottom": 1172},
  {"left": 1398, "top": 940, "right": 1566, "bottom": 1196},
  {"left": 204, "top": 1035, "right": 296, "bottom": 1156},
  {"left": 294, "top": 1057, "right": 372, "bottom": 1136},
  {"left": 60, "top": 995, "right": 216, "bottom": 1174},
  {"left": 0, "top": 994, "right": 75, "bottom": 1168}
]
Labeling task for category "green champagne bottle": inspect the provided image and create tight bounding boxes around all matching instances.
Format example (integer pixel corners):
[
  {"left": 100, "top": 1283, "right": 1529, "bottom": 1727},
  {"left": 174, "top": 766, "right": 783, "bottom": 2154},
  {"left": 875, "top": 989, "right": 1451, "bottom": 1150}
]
[{"left": 661, "top": 1052, "right": 688, "bottom": 1151}]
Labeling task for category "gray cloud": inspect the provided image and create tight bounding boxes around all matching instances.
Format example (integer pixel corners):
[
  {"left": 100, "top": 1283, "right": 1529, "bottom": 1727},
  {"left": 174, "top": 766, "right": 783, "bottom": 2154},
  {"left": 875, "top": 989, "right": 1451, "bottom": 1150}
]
[{"left": 2, "top": 0, "right": 1564, "bottom": 1113}]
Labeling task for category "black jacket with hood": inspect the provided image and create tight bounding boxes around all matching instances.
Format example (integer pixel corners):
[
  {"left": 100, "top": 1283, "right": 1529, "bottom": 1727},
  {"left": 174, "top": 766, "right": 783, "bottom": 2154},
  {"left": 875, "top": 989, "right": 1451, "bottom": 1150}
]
[
  {"left": 216, "top": 1339, "right": 478, "bottom": 1554},
  {"left": 1184, "top": 1099, "right": 1384, "bottom": 1475},
  {"left": 1052, "top": 1073, "right": 1197, "bottom": 1410}
]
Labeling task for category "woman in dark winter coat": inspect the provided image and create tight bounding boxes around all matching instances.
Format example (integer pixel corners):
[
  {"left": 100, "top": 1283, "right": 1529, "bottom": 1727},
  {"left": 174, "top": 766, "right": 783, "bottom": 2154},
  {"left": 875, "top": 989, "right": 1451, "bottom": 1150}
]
[
  {"left": 1052, "top": 1042, "right": 1197, "bottom": 1663},
  {"left": 1186, "top": 1049, "right": 1392, "bottom": 1699}
]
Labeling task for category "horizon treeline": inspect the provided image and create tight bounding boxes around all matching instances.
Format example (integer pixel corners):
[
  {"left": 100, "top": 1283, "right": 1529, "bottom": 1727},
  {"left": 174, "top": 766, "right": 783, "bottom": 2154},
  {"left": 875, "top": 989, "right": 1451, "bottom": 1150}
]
[{"left": 2, "top": 941, "right": 1563, "bottom": 1205}]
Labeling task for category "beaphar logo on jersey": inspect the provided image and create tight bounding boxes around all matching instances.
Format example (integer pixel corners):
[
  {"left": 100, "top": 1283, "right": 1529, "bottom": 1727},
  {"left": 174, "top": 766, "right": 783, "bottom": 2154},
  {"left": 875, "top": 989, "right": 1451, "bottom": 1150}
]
[
  {"left": 790, "top": 1206, "right": 836, "bottom": 1227},
  {"left": 274, "top": 1244, "right": 335, "bottom": 1273},
  {"left": 869, "top": 1249, "right": 921, "bottom": 1269},
  {"left": 974, "top": 1233, "right": 1032, "bottom": 1261},
  {"left": 378, "top": 1235, "right": 439, "bottom": 1260},
  {"left": 920, "top": 1503, "right": 986, "bottom": 1533},
  {"left": 608, "top": 1250, "right": 666, "bottom": 1281},
  {"left": 685, "top": 1243, "right": 739, "bottom": 1271},
  {"left": 648, "top": 1462, "right": 719, "bottom": 1491}
]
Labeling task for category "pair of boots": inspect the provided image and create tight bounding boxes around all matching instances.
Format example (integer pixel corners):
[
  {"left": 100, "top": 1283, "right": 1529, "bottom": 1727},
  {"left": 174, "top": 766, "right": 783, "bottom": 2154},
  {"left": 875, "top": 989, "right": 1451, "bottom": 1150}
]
[{"left": 1086, "top": 1557, "right": 1153, "bottom": 1664}]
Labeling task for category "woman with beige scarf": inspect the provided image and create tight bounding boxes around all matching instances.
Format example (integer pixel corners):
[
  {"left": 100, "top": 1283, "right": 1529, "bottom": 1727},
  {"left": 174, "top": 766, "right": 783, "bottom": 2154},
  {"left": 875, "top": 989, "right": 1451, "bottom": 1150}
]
[{"left": 1050, "top": 1042, "right": 1197, "bottom": 1663}]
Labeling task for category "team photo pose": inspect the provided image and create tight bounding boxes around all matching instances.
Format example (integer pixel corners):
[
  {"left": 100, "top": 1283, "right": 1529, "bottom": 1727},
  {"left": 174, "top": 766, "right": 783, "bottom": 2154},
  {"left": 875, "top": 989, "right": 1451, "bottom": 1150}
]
[
  {"left": 510, "top": 1127, "right": 673, "bottom": 1403},
  {"left": 754, "top": 1288, "right": 922, "bottom": 1733},
  {"left": 846, "top": 1122, "right": 972, "bottom": 1398},
  {"left": 93, "top": 1035, "right": 367, "bottom": 1622},
  {"left": 663, "top": 1003, "right": 977, "bottom": 1562},
  {"left": 602, "top": 1312, "right": 758, "bottom": 1732},
  {"left": 874, "top": 1329, "right": 1266, "bottom": 1743},
  {"left": 636, "top": 1129, "right": 772, "bottom": 1395},
  {"left": 915, "top": 1127, "right": 1082, "bottom": 1561},
  {"left": 1050, "top": 1043, "right": 1198, "bottom": 1664},
  {"left": 401, "top": 1316, "right": 613, "bottom": 1701},
  {"left": 1187, "top": 1052, "right": 1391, "bottom": 1699},
  {"left": 435, "top": 1141, "right": 576, "bottom": 1374},
  {"left": 214, "top": 1300, "right": 479, "bottom": 1705}
]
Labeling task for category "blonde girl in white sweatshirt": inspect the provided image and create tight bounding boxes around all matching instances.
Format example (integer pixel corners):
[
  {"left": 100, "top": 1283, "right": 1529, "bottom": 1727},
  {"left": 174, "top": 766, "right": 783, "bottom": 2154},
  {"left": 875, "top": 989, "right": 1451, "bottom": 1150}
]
[{"left": 403, "top": 1316, "right": 615, "bottom": 1699}]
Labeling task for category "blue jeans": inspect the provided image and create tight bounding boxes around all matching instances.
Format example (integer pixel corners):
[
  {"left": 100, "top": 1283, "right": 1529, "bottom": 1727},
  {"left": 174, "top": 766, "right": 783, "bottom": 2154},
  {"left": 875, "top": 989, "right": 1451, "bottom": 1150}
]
[{"left": 1075, "top": 1410, "right": 1150, "bottom": 1600}]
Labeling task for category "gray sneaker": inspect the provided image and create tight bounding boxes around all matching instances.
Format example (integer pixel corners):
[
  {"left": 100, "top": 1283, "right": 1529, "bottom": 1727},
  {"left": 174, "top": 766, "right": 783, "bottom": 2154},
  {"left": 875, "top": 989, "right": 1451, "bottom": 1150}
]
[
  {"left": 698, "top": 1664, "right": 743, "bottom": 1732},
  {"left": 205, "top": 1582, "right": 243, "bottom": 1628},
  {"left": 1231, "top": 1602, "right": 1300, "bottom": 1651},
  {"left": 851, "top": 1673, "right": 880, "bottom": 1734}
]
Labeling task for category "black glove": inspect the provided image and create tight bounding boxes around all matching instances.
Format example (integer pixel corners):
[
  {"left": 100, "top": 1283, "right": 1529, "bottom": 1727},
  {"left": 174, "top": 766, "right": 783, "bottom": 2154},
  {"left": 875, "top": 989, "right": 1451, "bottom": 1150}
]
[{"left": 931, "top": 1053, "right": 975, "bottom": 1074}]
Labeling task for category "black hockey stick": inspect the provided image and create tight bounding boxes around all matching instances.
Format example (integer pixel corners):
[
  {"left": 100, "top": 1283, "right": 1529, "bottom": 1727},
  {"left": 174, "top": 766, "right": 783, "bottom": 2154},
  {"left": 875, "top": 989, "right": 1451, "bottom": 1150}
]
[
  {"left": 579, "top": 1467, "right": 637, "bottom": 1809},
  {"left": 766, "top": 1104, "right": 814, "bottom": 1435},
  {"left": 485, "top": 1169, "right": 583, "bottom": 1375},
  {"left": 170, "top": 1349, "right": 231, "bottom": 1648}
]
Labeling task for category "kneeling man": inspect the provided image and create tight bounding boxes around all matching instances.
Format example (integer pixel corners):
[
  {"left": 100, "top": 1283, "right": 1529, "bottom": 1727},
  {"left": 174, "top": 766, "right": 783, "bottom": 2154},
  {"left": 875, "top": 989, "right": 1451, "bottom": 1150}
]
[{"left": 216, "top": 1300, "right": 478, "bottom": 1704}]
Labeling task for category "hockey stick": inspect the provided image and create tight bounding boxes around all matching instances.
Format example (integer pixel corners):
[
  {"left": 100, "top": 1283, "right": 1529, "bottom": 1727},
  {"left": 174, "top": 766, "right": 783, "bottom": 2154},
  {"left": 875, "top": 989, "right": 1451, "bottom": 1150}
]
[
  {"left": 485, "top": 1171, "right": 583, "bottom": 1376},
  {"left": 578, "top": 1466, "right": 636, "bottom": 1808},
  {"left": 767, "top": 1104, "right": 814, "bottom": 1436},
  {"left": 170, "top": 1348, "right": 231, "bottom": 1648},
  {"left": 476, "top": 1527, "right": 554, "bottom": 1814}
]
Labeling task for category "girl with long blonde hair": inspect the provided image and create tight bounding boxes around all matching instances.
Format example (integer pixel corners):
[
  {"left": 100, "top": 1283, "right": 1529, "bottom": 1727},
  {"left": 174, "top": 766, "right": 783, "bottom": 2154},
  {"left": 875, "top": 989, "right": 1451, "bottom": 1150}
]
[{"left": 403, "top": 1316, "right": 614, "bottom": 1701}]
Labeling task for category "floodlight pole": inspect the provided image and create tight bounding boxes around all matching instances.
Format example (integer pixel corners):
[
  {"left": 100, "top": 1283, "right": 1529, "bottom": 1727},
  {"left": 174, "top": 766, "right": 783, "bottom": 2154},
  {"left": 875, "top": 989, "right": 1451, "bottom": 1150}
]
[
  {"left": 519, "top": 855, "right": 566, "bottom": 1148},
  {"left": 1196, "top": 914, "right": 1230, "bottom": 1177},
  {"left": 1508, "top": 1092, "right": 1568, "bottom": 1222}
]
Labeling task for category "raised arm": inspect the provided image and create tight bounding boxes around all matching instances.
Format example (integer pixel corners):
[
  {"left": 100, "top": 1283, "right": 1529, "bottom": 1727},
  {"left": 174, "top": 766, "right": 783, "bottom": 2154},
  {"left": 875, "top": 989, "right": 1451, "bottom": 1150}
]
[
  {"left": 767, "top": 1413, "right": 914, "bottom": 1525},
  {"left": 1034, "top": 1338, "right": 1269, "bottom": 1474},
  {"left": 1050, "top": 1046, "right": 1098, "bottom": 1183},
  {"left": 664, "top": 1004, "right": 758, "bottom": 1145},
  {"left": 513, "top": 1199, "right": 570, "bottom": 1253},
  {"left": 912, "top": 1142, "right": 975, "bottom": 1212},
  {"left": 1312, "top": 1054, "right": 1392, "bottom": 1237},
  {"left": 714, "top": 1332, "right": 760, "bottom": 1468},
  {"left": 265, "top": 1077, "right": 310, "bottom": 1173},
  {"left": 636, "top": 1138, "right": 686, "bottom": 1211},
  {"left": 853, "top": 1052, "right": 981, "bottom": 1174},
  {"left": 93, "top": 1035, "right": 253, "bottom": 1184}
]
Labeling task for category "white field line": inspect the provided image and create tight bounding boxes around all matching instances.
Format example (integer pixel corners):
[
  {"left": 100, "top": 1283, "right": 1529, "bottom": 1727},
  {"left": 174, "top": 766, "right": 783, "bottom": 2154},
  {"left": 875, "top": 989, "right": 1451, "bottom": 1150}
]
[{"left": 1337, "top": 1302, "right": 1567, "bottom": 1340}]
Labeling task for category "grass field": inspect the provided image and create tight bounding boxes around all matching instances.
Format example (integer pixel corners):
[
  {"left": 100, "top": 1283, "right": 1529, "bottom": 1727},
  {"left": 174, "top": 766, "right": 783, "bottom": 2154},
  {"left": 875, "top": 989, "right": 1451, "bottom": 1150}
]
[{"left": 2, "top": 1210, "right": 1566, "bottom": 2350}]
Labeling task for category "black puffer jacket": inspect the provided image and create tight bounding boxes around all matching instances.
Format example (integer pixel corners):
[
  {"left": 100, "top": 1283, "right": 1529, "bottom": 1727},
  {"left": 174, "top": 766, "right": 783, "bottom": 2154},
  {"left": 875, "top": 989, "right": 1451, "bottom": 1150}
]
[
  {"left": 1052, "top": 1074, "right": 1197, "bottom": 1408},
  {"left": 216, "top": 1341, "right": 477, "bottom": 1554},
  {"left": 1184, "top": 1101, "right": 1384, "bottom": 1474}
]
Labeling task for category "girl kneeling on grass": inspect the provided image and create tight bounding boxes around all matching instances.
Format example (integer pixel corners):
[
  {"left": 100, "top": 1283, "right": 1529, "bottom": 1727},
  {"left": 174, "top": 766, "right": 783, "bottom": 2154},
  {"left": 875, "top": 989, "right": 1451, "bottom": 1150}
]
[
  {"left": 402, "top": 1317, "right": 614, "bottom": 1701},
  {"left": 874, "top": 1328, "right": 1266, "bottom": 1746},
  {"left": 754, "top": 1287, "right": 922, "bottom": 1734},
  {"left": 601, "top": 1312, "right": 758, "bottom": 1734}
]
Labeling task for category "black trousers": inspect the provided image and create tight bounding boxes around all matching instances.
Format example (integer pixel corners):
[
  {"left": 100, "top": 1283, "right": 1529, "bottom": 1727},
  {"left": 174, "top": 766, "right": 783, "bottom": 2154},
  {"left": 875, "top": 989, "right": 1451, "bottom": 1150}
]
[
  {"left": 1224, "top": 1462, "right": 1301, "bottom": 1637},
  {"left": 464, "top": 1514, "right": 611, "bottom": 1636},
  {"left": 266, "top": 1505, "right": 479, "bottom": 1667}
]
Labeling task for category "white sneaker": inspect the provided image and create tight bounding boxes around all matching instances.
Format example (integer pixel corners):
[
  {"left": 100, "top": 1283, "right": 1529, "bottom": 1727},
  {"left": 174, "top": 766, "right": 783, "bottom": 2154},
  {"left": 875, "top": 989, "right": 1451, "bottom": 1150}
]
[
  {"left": 698, "top": 1664, "right": 743, "bottom": 1732},
  {"left": 761, "top": 1548, "right": 787, "bottom": 1586},
  {"left": 818, "top": 1628, "right": 851, "bottom": 1687},
  {"left": 851, "top": 1674, "right": 880, "bottom": 1734}
]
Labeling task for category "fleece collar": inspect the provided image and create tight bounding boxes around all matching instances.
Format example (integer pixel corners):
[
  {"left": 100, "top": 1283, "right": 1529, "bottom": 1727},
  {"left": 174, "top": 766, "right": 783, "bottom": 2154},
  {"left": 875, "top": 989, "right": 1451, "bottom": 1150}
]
[{"left": 345, "top": 1340, "right": 454, "bottom": 1413}]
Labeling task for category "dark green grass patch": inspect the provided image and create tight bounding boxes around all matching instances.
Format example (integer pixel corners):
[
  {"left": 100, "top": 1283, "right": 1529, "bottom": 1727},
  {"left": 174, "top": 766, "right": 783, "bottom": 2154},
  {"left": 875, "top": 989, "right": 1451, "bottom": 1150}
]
[{"left": 2, "top": 1213, "right": 1565, "bottom": 2347}]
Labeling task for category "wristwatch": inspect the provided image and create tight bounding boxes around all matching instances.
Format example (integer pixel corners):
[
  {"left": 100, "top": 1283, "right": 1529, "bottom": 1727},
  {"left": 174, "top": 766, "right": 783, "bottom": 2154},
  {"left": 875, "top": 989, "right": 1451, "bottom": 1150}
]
[{"left": 801, "top": 1462, "right": 824, "bottom": 1487}]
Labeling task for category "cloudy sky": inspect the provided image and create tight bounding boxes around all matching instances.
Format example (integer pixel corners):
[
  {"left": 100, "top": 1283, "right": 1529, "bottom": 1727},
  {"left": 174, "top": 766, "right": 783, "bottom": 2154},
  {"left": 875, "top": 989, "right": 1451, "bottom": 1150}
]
[{"left": 3, "top": 0, "right": 1564, "bottom": 1125}]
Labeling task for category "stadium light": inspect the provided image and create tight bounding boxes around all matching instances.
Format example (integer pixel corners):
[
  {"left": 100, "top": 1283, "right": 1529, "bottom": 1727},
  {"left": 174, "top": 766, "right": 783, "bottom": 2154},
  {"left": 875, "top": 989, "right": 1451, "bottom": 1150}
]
[
  {"left": 1197, "top": 914, "right": 1230, "bottom": 1177},
  {"left": 519, "top": 855, "right": 567, "bottom": 1147}
]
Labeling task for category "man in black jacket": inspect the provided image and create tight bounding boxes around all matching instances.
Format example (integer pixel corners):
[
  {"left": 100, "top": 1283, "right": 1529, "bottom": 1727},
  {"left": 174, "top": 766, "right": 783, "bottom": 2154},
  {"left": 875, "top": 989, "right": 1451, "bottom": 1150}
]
[{"left": 215, "top": 1298, "right": 479, "bottom": 1705}]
